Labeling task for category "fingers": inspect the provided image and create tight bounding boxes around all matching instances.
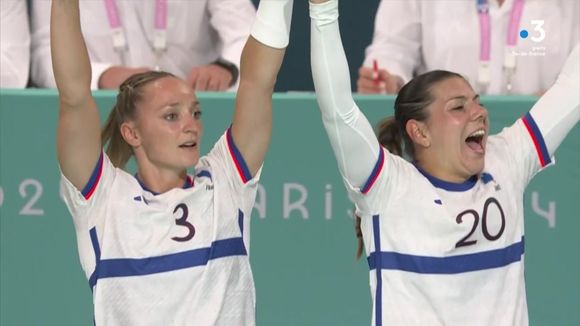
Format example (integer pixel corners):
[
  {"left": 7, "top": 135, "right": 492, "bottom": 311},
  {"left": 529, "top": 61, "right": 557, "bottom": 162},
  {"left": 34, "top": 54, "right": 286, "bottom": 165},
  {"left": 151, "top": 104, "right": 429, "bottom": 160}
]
[
  {"left": 357, "top": 66, "right": 402, "bottom": 94},
  {"left": 188, "top": 65, "right": 232, "bottom": 91},
  {"left": 379, "top": 69, "right": 402, "bottom": 94},
  {"left": 357, "top": 66, "right": 381, "bottom": 94}
]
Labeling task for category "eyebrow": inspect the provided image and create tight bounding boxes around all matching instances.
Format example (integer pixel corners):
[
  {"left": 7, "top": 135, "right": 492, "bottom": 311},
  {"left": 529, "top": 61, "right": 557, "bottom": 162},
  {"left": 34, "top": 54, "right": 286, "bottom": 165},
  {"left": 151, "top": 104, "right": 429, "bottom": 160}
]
[
  {"left": 446, "top": 94, "right": 480, "bottom": 103},
  {"left": 165, "top": 100, "right": 200, "bottom": 109}
]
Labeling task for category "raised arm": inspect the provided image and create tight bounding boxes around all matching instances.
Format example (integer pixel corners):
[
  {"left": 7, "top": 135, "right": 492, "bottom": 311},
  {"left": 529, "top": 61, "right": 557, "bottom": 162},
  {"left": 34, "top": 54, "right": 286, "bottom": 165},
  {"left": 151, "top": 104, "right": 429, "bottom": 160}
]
[
  {"left": 52, "top": 0, "right": 102, "bottom": 191},
  {"left": 527, "top": 43, "right": 579, "bottom": 156},
  {"left": 230, "top": 0, "right": 292, "bottom": 176},
  {"left": 310, "top": 0, "right": 381, "bottom": 189}
]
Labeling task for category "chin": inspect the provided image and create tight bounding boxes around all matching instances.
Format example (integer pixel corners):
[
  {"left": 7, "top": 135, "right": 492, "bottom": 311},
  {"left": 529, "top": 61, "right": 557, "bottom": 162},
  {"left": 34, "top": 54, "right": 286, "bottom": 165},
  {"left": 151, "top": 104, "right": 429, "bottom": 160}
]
[{"left": 466, "top": 160, "right": 485, "bottom": 176}]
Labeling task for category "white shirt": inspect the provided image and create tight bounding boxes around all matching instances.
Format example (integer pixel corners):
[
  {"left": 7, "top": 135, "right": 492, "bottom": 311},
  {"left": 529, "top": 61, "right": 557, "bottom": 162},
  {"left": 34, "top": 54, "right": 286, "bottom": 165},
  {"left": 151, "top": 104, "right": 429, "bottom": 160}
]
[
  {"left": 363, "top": 0, "right": 579, "bottom": 95},
  {"left": 0, "top": 0, "right": 30, "bottom": 88},
  {"left": 31, "top": 0, "right": 256, "bottom": 90},
  {"left": 60, "top": 130, "right": 260, "bottom": 325}
]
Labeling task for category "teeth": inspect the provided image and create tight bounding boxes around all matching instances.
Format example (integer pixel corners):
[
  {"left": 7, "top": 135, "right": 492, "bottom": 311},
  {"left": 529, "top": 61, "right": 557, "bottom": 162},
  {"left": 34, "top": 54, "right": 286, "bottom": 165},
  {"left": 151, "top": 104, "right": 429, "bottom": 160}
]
[{"left": 469, "top": 129, "right": 485, "bottom": 137}]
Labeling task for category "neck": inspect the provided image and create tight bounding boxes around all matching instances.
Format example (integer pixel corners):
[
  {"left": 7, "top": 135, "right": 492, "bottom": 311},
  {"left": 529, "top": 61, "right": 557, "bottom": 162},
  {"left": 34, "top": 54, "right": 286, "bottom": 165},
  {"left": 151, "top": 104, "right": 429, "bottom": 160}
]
[
  {"left": 136, "top": 161, "right": 188, "bottom": 194},
  {"left": 414, "top": 153, "right": 471, "bottom": 184}
]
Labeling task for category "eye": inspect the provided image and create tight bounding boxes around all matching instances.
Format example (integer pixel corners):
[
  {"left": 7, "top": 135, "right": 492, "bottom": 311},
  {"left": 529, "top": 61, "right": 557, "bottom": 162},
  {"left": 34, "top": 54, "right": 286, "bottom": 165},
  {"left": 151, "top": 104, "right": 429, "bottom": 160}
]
[
  {"left": 452, "top": 105, "right": 464, "bottom": 111},
  {"left": 164, "top": 113, "right": 178, "bottom": 121},
  {"left": 193, "top": 111, "right": 202, "bottom": 120}
]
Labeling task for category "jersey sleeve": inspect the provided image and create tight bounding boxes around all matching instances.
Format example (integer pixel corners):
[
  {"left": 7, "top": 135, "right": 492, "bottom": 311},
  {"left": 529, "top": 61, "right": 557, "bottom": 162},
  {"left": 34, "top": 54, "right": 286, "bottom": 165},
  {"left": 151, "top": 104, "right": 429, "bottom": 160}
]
[
  {"left": 343, "top": 147, "right": 410, "bottom": 217},
  {"left": 203, "top": 128, "right": 262, "bottom": 211},
  {"left": 490, "top": 118, "right": 561, "bottom": 193},
  {"left": 59, "top": 152, "right": 116, "bottom": 232}
]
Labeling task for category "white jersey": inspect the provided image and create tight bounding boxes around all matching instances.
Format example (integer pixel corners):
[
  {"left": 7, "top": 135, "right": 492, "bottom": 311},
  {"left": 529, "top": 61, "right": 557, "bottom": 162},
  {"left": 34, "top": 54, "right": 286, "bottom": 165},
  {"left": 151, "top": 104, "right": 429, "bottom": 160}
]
[
  {"left": 349, "top": 114, "right": 550, "bottom": 326},
  {"left": 60, "top": 129, "right": 260, "bottom": 326}
]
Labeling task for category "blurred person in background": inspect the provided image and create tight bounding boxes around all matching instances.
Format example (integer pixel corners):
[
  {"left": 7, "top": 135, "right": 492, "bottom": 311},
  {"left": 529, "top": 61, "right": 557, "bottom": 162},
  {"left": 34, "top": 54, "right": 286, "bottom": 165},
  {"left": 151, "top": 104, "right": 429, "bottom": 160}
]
[
  {"left": 1, "top": 0, "right": 31, "bottom": 88},
  {"left": 31, "top": 0, "right": 256, "bottom": 91},
  {"left": 358, "top": 0, "right": 579, "bottom": 95}
]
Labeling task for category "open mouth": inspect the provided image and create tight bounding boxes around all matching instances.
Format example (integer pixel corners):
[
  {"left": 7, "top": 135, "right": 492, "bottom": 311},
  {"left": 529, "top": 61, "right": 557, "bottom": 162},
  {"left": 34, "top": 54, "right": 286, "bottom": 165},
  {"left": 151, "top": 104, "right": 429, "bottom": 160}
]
[
  {"left": 465, "top": 129, "right": 485, "bottom": 153},
  {"left": 179, "top": 141, "right": 197, "bottom": 148}
]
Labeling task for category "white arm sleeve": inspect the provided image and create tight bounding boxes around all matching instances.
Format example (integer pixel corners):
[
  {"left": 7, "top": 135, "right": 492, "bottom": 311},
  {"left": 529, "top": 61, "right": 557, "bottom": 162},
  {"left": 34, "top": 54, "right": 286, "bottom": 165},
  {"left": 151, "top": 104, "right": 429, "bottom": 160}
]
[
  {"left": 528, "top": 43, "right": 580, "bottom": 156},
  {"left": 310, "top": 0, "right": 381, "bottom": 189}
]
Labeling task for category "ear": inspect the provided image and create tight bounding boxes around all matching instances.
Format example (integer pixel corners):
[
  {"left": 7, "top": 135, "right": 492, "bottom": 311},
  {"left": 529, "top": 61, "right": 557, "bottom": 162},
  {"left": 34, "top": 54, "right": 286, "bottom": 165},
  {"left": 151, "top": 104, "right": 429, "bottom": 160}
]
[
  {"left": 120, "top": 121, "right": 140, "bottom": 147},
  {"left": 405, "top": 119, "right": 431, "bottom": 148}
]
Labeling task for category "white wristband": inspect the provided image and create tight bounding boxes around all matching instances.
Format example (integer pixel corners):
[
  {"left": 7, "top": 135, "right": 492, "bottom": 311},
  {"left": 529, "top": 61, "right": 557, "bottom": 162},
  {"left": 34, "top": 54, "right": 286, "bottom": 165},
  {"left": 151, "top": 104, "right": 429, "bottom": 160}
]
[{"left": 251, "top": 0, "right": 294, "bottom": 49}]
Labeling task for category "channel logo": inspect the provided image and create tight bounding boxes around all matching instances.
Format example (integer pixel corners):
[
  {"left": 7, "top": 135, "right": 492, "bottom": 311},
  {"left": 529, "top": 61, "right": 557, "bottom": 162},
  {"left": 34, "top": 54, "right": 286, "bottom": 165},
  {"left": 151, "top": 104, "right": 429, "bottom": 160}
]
[{"left": 519, "top": 20, "right": 545, "bottom": 43}]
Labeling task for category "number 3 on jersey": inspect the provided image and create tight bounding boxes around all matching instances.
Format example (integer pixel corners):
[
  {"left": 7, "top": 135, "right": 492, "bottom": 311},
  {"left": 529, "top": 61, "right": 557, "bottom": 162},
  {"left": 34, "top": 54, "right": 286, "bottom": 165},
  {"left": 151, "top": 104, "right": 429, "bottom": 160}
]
[
  {"left": 172, "top": 203, "right": 195, "bottom": 242},
  {"left": 455, "top": 197, "right": 506, "bottom": 248}
]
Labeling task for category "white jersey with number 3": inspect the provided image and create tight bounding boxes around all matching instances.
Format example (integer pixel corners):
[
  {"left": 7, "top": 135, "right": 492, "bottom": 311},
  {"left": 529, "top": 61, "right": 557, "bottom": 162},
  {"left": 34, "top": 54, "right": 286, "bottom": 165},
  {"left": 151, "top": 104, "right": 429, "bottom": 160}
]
[{"left": 60, "top": 128, "right": 259, "bottom": 326}]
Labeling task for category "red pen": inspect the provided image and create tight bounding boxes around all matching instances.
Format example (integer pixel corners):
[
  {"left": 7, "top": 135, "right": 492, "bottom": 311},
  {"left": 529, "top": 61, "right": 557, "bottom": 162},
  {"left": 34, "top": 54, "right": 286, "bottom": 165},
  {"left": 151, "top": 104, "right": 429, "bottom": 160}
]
[{"left": 372, "top": 59, "right": 380, "bottom": 86}]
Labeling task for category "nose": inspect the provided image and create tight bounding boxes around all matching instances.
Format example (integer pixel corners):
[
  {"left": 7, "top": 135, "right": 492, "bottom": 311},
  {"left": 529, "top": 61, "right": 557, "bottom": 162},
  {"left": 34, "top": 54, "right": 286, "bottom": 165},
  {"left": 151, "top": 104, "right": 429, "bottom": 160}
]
[
  {"left": 470, "top": 102, "right": 488, "bottom": 122},
  {"left": 183, "top": 112, "right": 200, "bottom": 134}
]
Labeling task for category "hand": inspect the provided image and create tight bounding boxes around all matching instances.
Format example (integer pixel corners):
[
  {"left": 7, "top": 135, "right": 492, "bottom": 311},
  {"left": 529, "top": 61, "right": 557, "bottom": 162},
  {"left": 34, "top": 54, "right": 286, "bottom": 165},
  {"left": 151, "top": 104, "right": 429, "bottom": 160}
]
[
  {"left": 98, "top": 66, "right": 150, "bottom": 89},
  {"left": 187, "top": 64, "right": 233, "bottom": 91},
  {"left": 357, "top": 66, "right": 403, "bottom": 94}
]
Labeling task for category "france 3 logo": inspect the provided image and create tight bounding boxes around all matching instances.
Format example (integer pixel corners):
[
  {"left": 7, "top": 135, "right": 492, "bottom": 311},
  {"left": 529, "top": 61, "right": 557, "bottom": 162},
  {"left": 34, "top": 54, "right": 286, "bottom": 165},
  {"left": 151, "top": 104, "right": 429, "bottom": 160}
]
[
  {"left": 519, "top": 20, "right": 546, "bottom": 43},
  {"left": 515, "top": 20, "right": 546, "bottom": 56}
]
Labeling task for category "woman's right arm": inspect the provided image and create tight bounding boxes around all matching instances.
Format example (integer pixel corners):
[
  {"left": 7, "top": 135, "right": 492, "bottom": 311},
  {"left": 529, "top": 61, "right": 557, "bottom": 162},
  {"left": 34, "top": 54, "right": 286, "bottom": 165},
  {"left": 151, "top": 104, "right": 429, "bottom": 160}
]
[
  {"left": 310, "top": 0, "right": 382, "bottom": 190},
  {"left": 52, "top": 0, "right": 102, "bottom": 191}
]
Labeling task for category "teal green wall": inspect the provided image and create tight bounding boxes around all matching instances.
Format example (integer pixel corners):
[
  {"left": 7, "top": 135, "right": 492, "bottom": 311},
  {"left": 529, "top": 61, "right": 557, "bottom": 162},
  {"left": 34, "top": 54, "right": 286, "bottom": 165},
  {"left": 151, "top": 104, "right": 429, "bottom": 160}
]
[{"left": 1, "top": 90, "right": 578, "bottom": 325}]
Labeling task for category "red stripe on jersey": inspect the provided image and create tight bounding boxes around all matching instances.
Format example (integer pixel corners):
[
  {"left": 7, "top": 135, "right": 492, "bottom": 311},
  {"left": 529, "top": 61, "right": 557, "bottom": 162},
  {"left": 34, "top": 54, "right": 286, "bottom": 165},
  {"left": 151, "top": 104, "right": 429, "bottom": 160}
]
[
  {"left": 226, "top": 128, "right": 249, "bottom": 184},
  {"left": 522, "top": 117, "right": 547, "bottom": 167}
]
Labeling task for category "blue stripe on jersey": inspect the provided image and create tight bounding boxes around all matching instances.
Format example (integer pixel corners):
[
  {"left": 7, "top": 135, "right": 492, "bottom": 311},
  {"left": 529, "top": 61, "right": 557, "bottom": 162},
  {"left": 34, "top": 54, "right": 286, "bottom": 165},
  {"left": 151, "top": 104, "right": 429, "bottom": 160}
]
[
  {"left": 361, "top": 147, "right": 384, "bottom": 194},
  {"left": 414, "top": 163, "right": 478, "bottom": 192},
  {"left": 522, "top": 112, "right": 551, "bottom": 166},
  {"left": 82, "top": 152, "right": 104, "bottom": 199},
  {"left": 367, "top": 237, "right": 525, "bottom": 274},
  {"left": 226, "top": 127, "right": 253, "bottom": 183},
  {"left": 97, "top": 238, "right": 247, "bottom": 280},
  {"left": 196, "top": 170, "right": 212, "bottom": 181},
  {"left": 238, "top": 209, "right": 244, "bottom": 236},
  {"left": 372, "top": 215, "right": 382, "bottom": 326},
  {"left": 89, "top": 228, "right": 101, "bottom": 290}
]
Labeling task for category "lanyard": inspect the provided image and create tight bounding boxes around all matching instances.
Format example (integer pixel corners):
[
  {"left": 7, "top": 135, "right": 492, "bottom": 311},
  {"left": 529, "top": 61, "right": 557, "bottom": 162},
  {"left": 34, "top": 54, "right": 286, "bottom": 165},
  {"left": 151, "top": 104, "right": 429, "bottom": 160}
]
[
  {"left": 477, "top": 0, "right": 524, "bottom": 93},
  {"left": 103, "top": 0, "right": 168, "bottom": 69}
]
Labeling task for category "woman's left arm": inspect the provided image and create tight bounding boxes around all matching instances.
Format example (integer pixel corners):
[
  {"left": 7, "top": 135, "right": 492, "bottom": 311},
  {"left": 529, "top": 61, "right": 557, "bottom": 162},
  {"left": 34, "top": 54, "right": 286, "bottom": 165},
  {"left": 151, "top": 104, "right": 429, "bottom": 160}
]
[{"left": 526, "top": 43, "right": 579, "bottom": 156}]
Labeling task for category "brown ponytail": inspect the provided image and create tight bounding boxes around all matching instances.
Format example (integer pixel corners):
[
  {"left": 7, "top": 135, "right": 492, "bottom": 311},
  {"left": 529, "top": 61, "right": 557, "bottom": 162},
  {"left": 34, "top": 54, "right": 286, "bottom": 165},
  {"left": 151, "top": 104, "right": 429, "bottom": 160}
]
[
  {"left": 355, "top": 215, "right": 364, "bottom": 260},
  {"left": 100, "top": 70, "right": 175, "bottom": 168},
  {"left": 376, "top": 117, "right": 403, "bottom": 157}
]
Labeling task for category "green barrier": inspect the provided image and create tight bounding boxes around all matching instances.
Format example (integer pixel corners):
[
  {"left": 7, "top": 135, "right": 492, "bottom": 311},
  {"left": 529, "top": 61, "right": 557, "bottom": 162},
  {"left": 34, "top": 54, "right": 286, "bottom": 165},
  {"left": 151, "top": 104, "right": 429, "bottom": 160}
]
[{"left": 1, "top": 89, "right": 578, "bottom": 325}]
